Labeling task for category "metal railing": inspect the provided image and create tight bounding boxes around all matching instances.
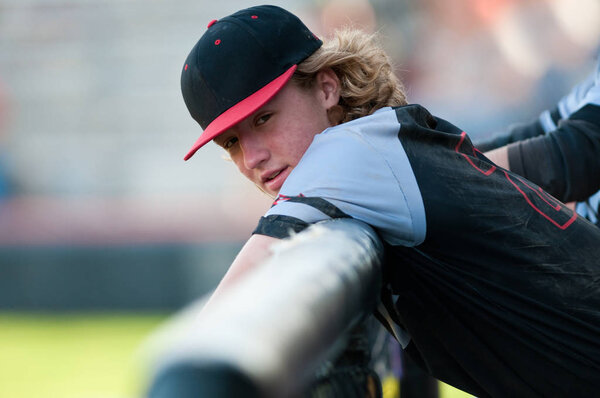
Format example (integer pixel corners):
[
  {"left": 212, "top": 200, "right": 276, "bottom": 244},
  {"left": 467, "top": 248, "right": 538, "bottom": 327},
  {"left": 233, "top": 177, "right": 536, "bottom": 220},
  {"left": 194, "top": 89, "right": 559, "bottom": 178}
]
[{"left": 144, "top": 219, "right": 384, "bottom": 398}]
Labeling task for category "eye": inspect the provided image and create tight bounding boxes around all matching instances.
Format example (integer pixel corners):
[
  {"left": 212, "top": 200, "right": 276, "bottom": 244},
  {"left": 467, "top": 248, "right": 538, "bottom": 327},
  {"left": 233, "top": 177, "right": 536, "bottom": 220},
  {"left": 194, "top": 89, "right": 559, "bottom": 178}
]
[
  {"left": 255, "top": 113, "right": 272, "bottom": 126},
  {"left": 222, "top": 136, "right": 239, "bottom": 150}
]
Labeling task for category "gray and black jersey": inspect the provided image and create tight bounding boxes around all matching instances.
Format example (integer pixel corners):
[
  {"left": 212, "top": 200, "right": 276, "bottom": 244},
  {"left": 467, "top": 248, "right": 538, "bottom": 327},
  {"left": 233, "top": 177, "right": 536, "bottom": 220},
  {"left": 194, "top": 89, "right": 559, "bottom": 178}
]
[{"left": 254, "top": 105, "right": 600, "bottom": 397}]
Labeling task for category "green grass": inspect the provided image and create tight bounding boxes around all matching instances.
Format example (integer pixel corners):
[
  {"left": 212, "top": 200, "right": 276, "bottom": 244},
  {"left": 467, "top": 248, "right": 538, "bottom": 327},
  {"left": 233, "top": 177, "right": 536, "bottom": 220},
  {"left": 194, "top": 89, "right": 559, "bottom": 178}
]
[
  {"left": 0, "top": 312, "right": 167, "bottom": 398},
  {"left": 0, "top": 312, "right": 472, "bottom": 398},
  {"left": 439, "top": 381, "right": 473, "bottom": 398}
]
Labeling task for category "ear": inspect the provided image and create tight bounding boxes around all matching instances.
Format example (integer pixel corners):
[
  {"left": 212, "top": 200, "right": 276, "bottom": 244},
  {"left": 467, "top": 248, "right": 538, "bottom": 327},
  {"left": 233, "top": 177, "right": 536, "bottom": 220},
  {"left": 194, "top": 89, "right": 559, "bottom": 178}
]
[{"left": 315, "top": 68, "right": 341, "bottom": 110}]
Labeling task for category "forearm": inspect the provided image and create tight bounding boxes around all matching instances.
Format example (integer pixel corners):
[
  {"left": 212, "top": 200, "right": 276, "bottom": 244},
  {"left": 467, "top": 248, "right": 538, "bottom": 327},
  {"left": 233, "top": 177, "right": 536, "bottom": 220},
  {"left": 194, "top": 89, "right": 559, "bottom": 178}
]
[
  {"left": 478, "top": 55, "right": 598, "bottom": 152},
  {"left": 475, "top": 117, "right": 546, "bottom": 152},
  {"left": 206, "top": 234, "right": 281, "bottom": 307},
  {"left": 483, "top": 145, "right": 509, "bottom": 169},
  {"left": 486, "top": 104, "right": 600, "bottom": 202}
]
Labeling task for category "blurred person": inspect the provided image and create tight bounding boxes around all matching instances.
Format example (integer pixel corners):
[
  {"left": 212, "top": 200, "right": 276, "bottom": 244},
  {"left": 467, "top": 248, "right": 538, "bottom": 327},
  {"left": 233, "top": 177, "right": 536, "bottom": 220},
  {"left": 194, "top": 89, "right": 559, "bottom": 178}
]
[
  {"left": 480, "top": 54, "right": 600, "bottom": 225},
  {"left": 0, "top": 153, "right": 11, "bottom": 197},
  {"left": 397, "top": 0, "right": 600, "bottom": 135},
  {"left": 0, "top": 77, "right": 14, "bottom": 198},
  {"left": 319, "top": 0, "right": 377, "bottom": 36},
  {"left": 176, "top": 5, "right": 600, "bottom": 397}
]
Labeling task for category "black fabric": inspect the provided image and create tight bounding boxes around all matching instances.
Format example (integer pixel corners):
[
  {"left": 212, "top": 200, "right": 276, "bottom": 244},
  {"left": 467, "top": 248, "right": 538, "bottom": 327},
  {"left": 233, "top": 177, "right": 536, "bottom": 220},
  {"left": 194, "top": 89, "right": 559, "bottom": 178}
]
[
  {"left": 272, "top": 196, "right": 352, "bottom": 219},
  {"left": 254, "top": 104, "right": 600, "bottom": 397},
  {"left": 474, "top": 118, "right": 545, "bottom": 152},
  {"left": 391, "top": 105, "right": 600, "bottom": 397},
  {"left": 550, "top": 106, "right": 562, "bottom": 125},
  {"left": 254, "top": 196, "right": 351, "bottom": 238},
  {"left": 305, "top": 323, "right": 382, "bottom": 398},
  {"left": 506, "top": 104, "right": 600, "bottom": 202},
  {"left": 572, "top": 103, "right": 600, "bottom": 126},
  {"left": 254, "top": 214, "right": 308, "bottom": 238},
  {"left": 399, "top": 349, "right": 440, "bottom": 398}
]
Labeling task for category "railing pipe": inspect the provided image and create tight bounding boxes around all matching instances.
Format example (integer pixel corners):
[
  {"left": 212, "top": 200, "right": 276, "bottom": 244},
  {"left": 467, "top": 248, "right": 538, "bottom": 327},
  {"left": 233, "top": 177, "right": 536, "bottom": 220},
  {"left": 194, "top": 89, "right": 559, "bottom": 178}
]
[{"left": 145, "top": 219, "right": 384, "bottom": 398}]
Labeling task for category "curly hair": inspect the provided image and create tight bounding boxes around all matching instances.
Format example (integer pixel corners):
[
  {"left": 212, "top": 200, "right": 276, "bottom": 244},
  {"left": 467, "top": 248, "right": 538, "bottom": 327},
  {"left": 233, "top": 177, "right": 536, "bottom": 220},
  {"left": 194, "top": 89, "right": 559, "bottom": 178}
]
[{"left": 291, "top": 29, "right": 407, "bottom": 123}]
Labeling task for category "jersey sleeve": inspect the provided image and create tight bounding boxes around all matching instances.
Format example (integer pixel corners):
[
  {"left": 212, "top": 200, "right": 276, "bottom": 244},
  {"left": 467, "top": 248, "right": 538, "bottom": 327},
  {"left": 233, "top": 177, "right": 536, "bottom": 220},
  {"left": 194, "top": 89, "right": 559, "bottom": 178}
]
[
  {"left": 253, "top": 108, "right": 427, "bottom": 247},
  {"left": 474, "top": 118, "right": 546, "bottom": 152}
]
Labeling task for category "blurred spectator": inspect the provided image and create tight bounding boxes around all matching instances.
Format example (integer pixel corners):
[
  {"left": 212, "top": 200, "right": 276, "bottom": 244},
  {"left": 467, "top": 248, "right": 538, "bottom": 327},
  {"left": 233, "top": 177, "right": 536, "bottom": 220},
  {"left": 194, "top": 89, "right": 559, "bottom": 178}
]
[
  {"left": 370, "top": 0, "right": 600, "bottom": 136},
  {"left": 0, "top": 77, "right": 14, "bottom": 198},
  {"left": 319, "top": 0, "right": 377, "bottom": 35},
  {"left": 1, "top": 0, "right": 597, "bottom": 198}
]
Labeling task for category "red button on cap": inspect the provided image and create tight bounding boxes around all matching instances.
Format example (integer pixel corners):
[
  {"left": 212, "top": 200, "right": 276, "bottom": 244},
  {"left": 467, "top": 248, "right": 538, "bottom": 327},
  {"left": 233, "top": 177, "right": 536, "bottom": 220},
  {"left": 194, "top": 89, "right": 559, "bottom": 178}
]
[{"left": 207, "top": 19, "right": 217, "bottom": 28}]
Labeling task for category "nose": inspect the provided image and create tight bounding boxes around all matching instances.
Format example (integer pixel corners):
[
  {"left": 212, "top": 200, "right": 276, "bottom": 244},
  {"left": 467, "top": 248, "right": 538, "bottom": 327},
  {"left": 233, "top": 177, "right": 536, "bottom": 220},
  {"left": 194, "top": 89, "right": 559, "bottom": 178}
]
[{"left": 239, "top": 131, "right": 269, "bottom": 170}]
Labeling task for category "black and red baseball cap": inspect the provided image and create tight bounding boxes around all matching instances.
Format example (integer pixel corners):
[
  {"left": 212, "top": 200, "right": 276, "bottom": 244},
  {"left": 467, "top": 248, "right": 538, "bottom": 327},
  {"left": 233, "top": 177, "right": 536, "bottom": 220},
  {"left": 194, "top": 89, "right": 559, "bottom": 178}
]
[{"left": 181, "top": 5, "right": 323, "bottom": 160}]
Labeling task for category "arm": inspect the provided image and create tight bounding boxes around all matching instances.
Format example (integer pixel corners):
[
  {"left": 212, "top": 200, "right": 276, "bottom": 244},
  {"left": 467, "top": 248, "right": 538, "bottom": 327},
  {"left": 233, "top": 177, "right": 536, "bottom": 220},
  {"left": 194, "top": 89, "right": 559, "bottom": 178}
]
[
  {"left": 484, "top": 145, "right": 509, "bottom": 169},
  {"left": 483, "top": 57, "right": 600, "bottom": 203},
  {"left": 476, "top": 63, "right": 596, "bottom": 152},
  {"left": 476, "top": 118, "right": 546, "bottom": 152},
  {"left": 205, "top": 234, "right": 280, "bottom": 307},
  {"left": 499, "top": 105, "right": 600, "bottom": 203},
  {"left": 484, "top": 105, "right": 600, "bottom": 202}
]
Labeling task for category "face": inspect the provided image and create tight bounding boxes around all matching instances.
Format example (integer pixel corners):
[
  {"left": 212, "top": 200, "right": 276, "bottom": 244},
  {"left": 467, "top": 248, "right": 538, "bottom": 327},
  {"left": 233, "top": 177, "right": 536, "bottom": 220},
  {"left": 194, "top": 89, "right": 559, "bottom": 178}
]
[{"left": 213, "top": 70, "right": 340, "bottom": 197}]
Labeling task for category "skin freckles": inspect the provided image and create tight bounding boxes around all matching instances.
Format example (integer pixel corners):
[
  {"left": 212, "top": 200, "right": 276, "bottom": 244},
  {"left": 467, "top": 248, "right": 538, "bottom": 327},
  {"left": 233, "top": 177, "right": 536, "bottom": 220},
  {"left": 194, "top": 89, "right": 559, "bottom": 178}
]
[{"left": 213, "top": 69, "right": 341, "bottom": 197}]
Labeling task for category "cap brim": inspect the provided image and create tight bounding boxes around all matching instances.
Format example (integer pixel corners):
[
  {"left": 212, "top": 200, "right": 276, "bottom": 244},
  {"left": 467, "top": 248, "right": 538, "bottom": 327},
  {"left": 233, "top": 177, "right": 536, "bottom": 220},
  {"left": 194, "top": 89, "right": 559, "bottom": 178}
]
[{"left": 184, "top": 65, "right": 298, "bottom": 161}]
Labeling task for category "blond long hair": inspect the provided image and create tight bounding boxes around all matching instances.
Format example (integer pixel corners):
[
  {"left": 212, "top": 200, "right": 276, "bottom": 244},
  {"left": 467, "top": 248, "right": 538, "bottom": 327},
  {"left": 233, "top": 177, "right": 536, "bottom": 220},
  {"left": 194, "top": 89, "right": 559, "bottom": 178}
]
[{"left": 292, "top": 29, "right": 407, "bottom": 123}]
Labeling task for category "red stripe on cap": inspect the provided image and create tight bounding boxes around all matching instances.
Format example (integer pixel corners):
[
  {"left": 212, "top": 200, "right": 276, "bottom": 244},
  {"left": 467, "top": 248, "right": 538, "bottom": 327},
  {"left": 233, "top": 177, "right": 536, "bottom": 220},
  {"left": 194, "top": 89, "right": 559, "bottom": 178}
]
[
  {"left": 184, "top": 65, "right": 297, "bottom": 161},
  {"left": 207, "top": 19, "right": 217, "bottom": 28}
]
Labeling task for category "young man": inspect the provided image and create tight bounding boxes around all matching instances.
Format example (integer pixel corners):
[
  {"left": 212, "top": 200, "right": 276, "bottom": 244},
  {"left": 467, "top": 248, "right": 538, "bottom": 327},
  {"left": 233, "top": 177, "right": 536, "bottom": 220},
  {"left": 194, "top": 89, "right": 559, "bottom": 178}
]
[{"left": 180, "top": 5, "right": 600, "bottom": 397}]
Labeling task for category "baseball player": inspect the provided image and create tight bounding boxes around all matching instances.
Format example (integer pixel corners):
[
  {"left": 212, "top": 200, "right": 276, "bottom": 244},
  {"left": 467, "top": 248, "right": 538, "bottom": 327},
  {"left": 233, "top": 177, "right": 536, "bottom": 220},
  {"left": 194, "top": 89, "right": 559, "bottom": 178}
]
[{"left": 180, "top": 5, "right": 600, "bottom": 397}]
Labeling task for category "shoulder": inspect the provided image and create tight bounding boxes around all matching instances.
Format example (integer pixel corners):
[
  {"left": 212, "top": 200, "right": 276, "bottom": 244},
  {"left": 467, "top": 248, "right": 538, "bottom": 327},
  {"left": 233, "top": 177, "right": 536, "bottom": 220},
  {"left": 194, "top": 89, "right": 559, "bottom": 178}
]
[
  {"left": 263, "top": 107, "right": 428, "bottom": 247},
  {"left": 279, "top": 107, "right": 408, "bottom": 201}
]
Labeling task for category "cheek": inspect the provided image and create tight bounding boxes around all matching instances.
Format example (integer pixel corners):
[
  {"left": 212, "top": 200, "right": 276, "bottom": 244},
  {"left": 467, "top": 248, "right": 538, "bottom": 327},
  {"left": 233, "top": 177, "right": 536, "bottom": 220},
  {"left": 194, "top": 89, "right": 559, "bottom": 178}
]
[
  {"left": 286, "top": 128, "right": 320, "bottom": 164},
  {"left": 231, "top": 155, "right": 257, "bottom": 183},
  {"left": 274, "top": 135, "right": 305, "bottom": 165},
  {"left": 285, "top": 106, "right": 331, "bottom": 162},
  {"left": 277, "top": 125, "right": 321, "bottom": 163}
]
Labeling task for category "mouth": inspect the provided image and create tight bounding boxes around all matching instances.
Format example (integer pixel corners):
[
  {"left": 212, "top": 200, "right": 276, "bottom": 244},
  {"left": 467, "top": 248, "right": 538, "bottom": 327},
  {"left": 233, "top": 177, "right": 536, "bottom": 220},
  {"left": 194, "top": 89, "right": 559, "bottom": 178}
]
[{"left": 262, "top": 166, "right": 290, "bottom": 192}]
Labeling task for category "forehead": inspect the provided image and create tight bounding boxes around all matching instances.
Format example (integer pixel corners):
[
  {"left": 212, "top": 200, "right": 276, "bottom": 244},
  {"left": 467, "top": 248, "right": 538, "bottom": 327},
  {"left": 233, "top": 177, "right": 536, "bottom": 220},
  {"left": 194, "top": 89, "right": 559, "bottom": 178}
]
[
  {"left": 216, "top": 81, "right": 313, "bottom": 138},
  {"left": 253, "top": 80, "right": 309, "bottom": 113}
]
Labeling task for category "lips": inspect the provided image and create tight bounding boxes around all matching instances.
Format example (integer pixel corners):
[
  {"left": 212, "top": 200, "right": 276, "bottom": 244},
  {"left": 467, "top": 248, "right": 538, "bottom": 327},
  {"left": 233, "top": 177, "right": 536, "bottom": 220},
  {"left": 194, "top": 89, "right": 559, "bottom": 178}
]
[
  {"left": 262, "top": 166, "right": 291, "bottom": 193},
  {"left": 267, "top": 169, "right": 282, "bottom": 180}
]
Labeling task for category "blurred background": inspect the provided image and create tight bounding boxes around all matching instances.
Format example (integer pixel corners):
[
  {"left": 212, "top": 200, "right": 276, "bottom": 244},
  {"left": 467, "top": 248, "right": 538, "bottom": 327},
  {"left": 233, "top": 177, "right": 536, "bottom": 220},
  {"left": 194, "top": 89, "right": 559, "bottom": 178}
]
[{"left": 0, "top": 0, "right": 598, "bottom": 396}]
